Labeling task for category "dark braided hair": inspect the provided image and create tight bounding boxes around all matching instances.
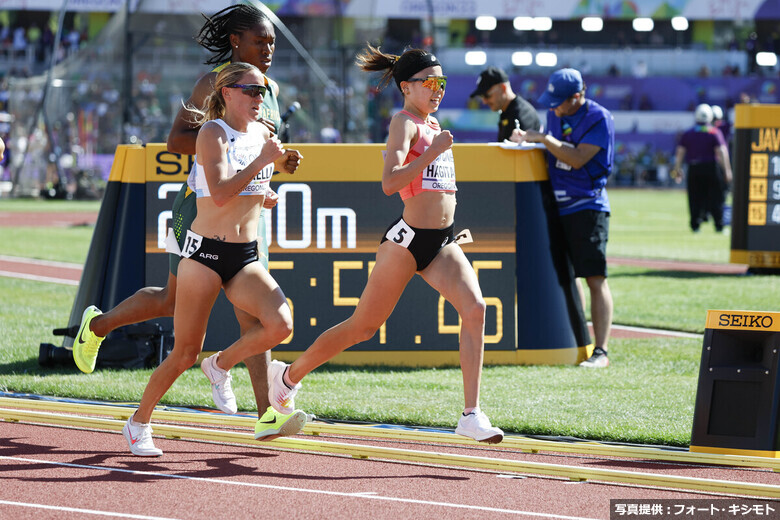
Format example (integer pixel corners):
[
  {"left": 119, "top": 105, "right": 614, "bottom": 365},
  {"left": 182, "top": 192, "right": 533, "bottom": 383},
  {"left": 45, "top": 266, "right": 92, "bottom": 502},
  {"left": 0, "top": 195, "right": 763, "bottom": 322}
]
[{"left": 196, "top": 4, "right": 270, "bottom": 66}]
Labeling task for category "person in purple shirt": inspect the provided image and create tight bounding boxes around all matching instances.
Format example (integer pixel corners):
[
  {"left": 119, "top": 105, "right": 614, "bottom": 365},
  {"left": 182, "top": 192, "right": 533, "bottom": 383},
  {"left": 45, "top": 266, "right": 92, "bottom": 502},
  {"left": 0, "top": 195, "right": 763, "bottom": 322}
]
[
  {"left": 672, "top": 104, "right": 733, "bottom": 232},
  {"left": 511, "top": 68, "right": 614, "bottom": 369}
]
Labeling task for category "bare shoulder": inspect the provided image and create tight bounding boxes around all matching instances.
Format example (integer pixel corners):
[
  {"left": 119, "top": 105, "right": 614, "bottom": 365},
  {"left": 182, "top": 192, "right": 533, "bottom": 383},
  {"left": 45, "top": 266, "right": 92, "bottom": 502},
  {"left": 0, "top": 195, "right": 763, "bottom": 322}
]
[
  {"left": 188, "top": 71, "right": 219, "bottom": 106},
  {"left": 198, "top": 120, "right": 227, "bottom": 142},
  {"left": 390, "top": 111, "right": 418, "bottom": 133},
  {"left": 265, "top": 76, "right": 279, "bottom": 97}
]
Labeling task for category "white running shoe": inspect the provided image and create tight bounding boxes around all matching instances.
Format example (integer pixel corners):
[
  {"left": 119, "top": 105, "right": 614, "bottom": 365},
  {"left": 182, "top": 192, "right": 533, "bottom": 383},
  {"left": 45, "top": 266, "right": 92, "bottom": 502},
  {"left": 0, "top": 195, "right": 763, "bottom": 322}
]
[
  {"left": 201, "top": 353, "right": 238, "bottom": 414},
  {"left": 455, "top": 409, "right": 504, "bottom": 444},
  {"left": 579, "top": 347, "right": 610, "bottom": 368},
  {"left": 267, "top": 360, "right": 301, "bottom": 415},
  {"left": 122, "top": 416, "right": 163, "bottom": 457}
]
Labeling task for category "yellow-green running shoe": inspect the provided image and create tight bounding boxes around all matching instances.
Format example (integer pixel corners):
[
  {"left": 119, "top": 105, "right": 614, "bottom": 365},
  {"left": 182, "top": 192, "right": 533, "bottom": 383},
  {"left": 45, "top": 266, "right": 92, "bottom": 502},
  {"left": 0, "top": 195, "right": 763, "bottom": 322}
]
[
  {"left": 254, "top": 406, "right": 307, "bottom": 440},
  {"left": 73, "top": 305, "right": 105, "bottom": 374}
]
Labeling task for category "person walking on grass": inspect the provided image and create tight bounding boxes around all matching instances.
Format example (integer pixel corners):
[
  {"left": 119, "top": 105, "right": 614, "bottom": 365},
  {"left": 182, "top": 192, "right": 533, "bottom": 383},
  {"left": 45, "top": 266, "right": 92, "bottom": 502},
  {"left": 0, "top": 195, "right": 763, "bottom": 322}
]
[
  {"left": 266, "top": 44, "right": 504, "bottom": 444},
  {"left": 73, "top": 4, "right": 305, "bottom": 441},
  {"left": 512, "top": 68, "right": 614, "bottom": 368},
  {"left": 672, "top": 103, "right": 732, "bottom": 233},
  {"left": 122, "top": 63, "right": 295, "bottom": 456}
]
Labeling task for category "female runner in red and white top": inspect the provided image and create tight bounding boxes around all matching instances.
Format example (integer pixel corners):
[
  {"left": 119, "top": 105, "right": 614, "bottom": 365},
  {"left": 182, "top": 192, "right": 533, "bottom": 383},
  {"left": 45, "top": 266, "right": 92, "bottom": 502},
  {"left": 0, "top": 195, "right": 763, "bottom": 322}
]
[{"left": 268, "top": 44, "right": 503, "bottom": 443}]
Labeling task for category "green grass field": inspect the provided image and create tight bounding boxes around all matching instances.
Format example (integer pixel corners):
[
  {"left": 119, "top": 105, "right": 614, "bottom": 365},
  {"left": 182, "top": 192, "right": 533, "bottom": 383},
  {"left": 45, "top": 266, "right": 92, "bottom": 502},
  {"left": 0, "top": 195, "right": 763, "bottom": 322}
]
[{"left": 1, "top": 190, "right": 777, "bottom": 447}]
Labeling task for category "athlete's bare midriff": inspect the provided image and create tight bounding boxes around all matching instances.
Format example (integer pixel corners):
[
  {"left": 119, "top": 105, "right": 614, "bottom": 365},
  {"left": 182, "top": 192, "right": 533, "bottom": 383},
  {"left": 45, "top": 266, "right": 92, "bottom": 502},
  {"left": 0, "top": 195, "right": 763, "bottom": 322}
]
[
  {"left": 192, "top": 195, "right": 264, "bottom": 242},
  {"left": 402, "top": 191, "right": 456, "bottom": 229}
]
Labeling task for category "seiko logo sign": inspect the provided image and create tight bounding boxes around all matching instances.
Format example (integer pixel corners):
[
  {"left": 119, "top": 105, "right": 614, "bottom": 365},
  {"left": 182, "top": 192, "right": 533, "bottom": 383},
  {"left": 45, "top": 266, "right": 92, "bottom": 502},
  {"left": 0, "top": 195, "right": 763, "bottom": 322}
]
[{"left": 717, "top": 313, "right": 773, "bottom": 328}]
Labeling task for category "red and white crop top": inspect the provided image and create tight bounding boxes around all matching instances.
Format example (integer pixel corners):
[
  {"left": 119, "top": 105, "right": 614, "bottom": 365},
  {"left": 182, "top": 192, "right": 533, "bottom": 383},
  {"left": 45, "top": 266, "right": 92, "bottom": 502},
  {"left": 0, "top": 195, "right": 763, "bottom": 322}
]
[{"left": 397, "top": 110, "right": 457, "bottom": 201}]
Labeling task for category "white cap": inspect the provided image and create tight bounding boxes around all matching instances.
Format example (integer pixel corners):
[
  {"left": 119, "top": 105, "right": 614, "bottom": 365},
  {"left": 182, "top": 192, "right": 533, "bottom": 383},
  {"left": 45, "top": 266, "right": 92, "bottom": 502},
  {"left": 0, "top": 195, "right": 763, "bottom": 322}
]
[
  {"left": 711, "top": 105, "right": 723, "bottom": 121},
  {"left": 694, "top": 103, "right": 713, "bottom": 124}
]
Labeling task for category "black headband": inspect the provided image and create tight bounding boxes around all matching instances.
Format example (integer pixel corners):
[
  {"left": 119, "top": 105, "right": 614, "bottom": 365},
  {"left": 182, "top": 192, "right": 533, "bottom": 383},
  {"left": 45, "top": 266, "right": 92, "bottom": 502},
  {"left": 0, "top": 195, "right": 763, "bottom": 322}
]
[{"left": 393, "top": 52, "right": 440, "bottom": 90}]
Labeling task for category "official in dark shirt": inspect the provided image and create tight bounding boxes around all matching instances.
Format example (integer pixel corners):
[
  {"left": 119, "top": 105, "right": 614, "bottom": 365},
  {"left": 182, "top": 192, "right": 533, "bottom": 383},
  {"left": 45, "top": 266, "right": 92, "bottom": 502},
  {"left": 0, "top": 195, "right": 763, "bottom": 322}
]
[
  {"left": 471, "top": 66, "right": 540, "bottom": 141},
  {"left": 673, "top": 104, "right": 733, "bottom": 232}
]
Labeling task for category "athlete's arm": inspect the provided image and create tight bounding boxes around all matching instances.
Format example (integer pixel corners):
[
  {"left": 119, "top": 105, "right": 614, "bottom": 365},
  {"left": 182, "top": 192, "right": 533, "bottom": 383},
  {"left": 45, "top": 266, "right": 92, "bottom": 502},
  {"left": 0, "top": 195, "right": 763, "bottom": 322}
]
[
  {"left": 167, "top": 73, "right": 217, "bottom": 155},
  {"left": 275, "top": 149, "right": 303, "bottom": 174},
  {"left": 381, "top": 115, "right": 452, "bottom": 196},
  {"left": 197, "top": 124, "right": 284, "bottom": 207}
]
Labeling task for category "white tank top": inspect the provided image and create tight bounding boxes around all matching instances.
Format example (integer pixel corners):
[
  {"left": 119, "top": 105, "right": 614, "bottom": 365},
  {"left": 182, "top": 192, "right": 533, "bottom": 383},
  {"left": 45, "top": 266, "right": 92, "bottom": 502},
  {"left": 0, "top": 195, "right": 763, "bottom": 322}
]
[{"left": 192, "top": 119, "right": 273, "bottom": 198}]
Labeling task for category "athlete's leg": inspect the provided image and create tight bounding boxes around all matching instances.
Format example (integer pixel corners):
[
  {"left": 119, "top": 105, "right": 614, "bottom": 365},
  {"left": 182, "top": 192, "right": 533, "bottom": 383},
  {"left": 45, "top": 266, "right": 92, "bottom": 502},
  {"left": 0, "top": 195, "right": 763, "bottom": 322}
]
[
  {"left": 91, "top": 185, "right": 193, "bottom": 337},
  {"left": 134, "top": 259, "right": 221, "bottom": 423},
  {"left": 216, "top": 262, "right": 293, "bottom": 370},
  {"left": 420, "top": 244, "right": 487, "bottom": 410},
  {"left": 89, "top": 271, "right": 177, "bottom": 337},
  {"left": 287, "top": 241, "right": 417, "bottom": 383},
  {"left": 235, "top": 307, "right": 272, "bottom": 413},
  {"left": 241, "top": 207, "right": 273, "bottom": 414}
]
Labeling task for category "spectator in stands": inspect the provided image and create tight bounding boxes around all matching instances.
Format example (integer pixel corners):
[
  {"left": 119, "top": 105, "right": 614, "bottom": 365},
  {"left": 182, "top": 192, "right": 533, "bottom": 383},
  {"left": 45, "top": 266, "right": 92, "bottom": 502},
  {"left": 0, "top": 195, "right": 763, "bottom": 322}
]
[
  {"left": 632, "top": 60, "right": 648, "bottom": 78},
  {"left": 27, "top": 24, "right": 41, "bottom": 61},
  {"left": 511, "top": 68, "right": 614, "bottom": 369},
  {"left": 638, "top": 94, "right": 654, "bottom": 111},
  {"left": 672, "top": 104, "right": 732, "bottom": 233},
  {"left": 12, "top": 25, "right": 26, "bottom": 58},
  {"left": 470, "top": 66, "right": 540, "bottom": 141},
  {"left": 0, "top": 135, "right": 5, "bottom": 162}
]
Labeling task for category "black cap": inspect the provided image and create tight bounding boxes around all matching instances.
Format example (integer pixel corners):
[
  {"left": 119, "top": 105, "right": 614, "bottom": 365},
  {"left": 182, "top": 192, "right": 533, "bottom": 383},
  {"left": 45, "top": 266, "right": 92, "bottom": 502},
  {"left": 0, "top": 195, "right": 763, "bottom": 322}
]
[{"left": 470, "top": 66, "right": 509, "bottom": 98}]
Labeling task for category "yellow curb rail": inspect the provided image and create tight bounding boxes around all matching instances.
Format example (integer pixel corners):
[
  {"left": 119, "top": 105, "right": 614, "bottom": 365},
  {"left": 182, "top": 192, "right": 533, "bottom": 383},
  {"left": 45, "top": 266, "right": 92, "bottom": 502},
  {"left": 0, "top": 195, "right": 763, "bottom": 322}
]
[
  {"left": 2, "top": 406, "right": 779, "bottom": 499},
  {"left": 0, "top": 397, "right": 778, "bottom": 472}
]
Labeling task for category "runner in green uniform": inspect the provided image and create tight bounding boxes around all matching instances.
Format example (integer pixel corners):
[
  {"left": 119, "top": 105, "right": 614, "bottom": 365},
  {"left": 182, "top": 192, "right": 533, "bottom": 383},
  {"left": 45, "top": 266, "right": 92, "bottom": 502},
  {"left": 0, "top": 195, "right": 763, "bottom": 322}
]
[{"left": 73, "top": 4, "right": 305, "bottom": 441}]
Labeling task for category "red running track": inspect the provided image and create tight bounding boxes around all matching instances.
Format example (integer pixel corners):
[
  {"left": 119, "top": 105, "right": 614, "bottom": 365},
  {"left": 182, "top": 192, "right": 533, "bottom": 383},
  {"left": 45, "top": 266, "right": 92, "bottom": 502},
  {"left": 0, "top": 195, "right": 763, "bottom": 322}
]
[{"left": 2, "top": 420, "right": 778, "bottom": 520}]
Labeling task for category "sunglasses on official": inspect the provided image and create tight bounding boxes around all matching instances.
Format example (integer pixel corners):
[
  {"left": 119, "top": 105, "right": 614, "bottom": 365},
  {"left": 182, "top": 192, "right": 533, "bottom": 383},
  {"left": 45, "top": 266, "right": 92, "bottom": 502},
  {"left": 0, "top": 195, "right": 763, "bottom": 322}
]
[
  {"left": 406, "top": 75, "right": 447, "bottom": 92},
  {"left": 226, "top": 84, "right": 268, "bottom": 98}
]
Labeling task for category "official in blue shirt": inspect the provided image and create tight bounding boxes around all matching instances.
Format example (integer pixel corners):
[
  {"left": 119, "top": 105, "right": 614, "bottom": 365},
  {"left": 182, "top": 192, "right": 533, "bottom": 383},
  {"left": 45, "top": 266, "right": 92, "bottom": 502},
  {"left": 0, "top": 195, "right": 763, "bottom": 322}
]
[{"left": 512, "top": 68, "right": 614, "bottom": 368}]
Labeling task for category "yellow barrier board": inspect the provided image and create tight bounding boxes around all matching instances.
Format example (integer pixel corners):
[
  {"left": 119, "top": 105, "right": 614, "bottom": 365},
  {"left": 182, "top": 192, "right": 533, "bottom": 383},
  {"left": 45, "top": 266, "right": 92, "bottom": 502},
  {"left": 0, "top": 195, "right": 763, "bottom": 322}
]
[
  {"left": 705, "top": 309, "right": 780, "bottom": 332},
  {"left": 140, "top": 143, "right": 548, "bottom": 183}
]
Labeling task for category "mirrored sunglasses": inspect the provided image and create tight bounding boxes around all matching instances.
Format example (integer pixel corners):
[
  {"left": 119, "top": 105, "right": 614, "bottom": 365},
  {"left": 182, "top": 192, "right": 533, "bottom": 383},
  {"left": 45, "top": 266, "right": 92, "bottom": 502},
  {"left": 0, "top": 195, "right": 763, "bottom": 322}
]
[
  {"left": 407, "top": 75, "right": 447, "bottom": 92},
  {"left": 226, "top": 84, "right": 267, "bottom": 98}
]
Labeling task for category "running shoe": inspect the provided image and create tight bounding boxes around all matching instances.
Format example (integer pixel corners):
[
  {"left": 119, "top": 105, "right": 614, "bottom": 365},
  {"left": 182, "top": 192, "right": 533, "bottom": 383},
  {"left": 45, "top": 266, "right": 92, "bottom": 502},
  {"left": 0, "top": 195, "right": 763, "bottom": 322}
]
[
  {"left": 73, "top": 305, "right": 105, "bottom": 374},
  {"left": 201, "top": 353, "right": 238, "bottom": 414},
  {"left": 267, "top": 360, "right": 301, "bottom": 415},
  {"left": 579, "top": 347, "right": 610, "bottom": 368},
  {"left": 122, "top": 416, "right": 163, "bottom": 457},
  {"left": 254, "top": 406, "right": 307, "bottom": 440},
  {"left": 455, "top": 409, "right": 504, "bottom": 444}
]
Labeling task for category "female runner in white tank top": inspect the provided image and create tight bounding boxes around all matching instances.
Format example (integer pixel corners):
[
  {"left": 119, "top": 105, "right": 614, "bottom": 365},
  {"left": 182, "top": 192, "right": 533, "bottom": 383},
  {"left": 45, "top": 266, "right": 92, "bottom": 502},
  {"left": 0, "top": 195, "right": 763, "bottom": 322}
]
[
  {"left": 121, "top": 63, "right": 295, "bottom": 456},
  {"left": 267, "top": 45, "right": 504, "bottom": 444}
]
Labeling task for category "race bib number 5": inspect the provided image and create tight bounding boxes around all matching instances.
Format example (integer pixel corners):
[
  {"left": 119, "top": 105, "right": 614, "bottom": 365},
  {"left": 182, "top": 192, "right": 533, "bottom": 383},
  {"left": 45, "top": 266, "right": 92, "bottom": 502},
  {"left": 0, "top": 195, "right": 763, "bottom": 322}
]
[{"left": 386, "top": 219, "right": 415, "bottom": 248}]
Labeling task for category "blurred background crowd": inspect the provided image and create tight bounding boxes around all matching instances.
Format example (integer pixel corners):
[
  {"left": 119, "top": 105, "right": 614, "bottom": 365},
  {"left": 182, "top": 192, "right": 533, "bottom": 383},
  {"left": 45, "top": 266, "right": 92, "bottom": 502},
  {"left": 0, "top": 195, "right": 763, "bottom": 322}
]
[{"left": 0, "top": 0, "right": 778, "bottom": 199}]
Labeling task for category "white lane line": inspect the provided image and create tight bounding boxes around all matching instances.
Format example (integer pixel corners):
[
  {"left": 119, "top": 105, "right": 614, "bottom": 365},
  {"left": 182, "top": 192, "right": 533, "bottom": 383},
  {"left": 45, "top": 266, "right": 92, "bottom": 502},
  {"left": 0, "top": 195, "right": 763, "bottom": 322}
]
[
  {"left": 0, "top": 255, "right": 83, "bottom": 269},
  {"left": 0, "top": 270, "right": 79, "bottom": 285},
  {"left": 3, "top": 456, "right": 600, "bottom": 520},
  {"left": 0, "top": 500, "right": 180, "bottom": 520}
]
